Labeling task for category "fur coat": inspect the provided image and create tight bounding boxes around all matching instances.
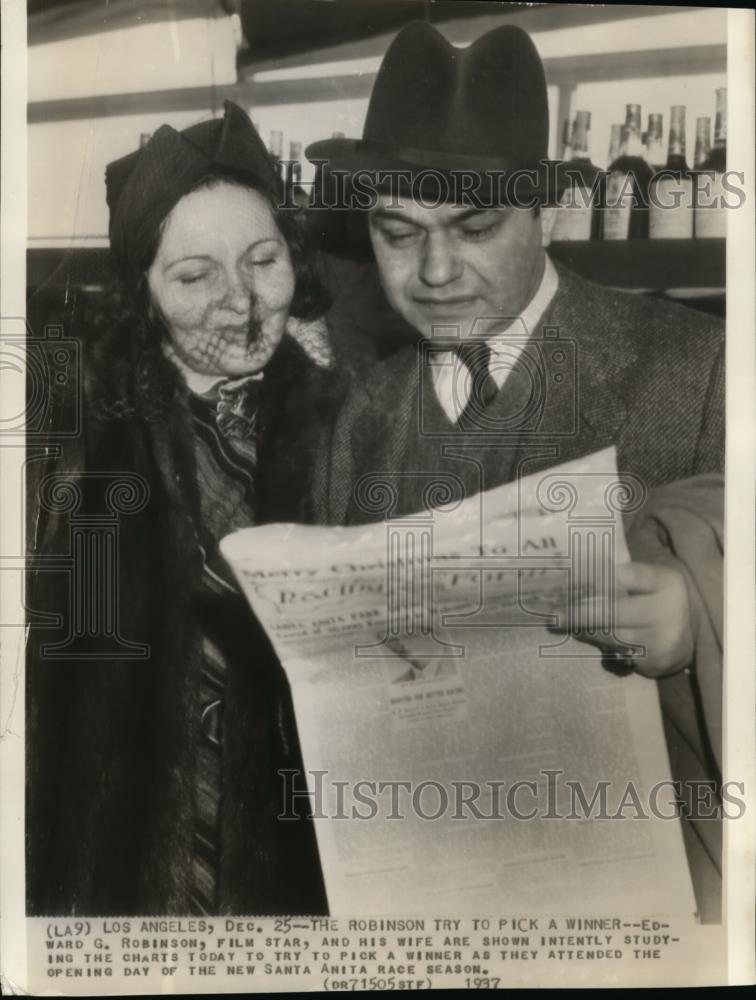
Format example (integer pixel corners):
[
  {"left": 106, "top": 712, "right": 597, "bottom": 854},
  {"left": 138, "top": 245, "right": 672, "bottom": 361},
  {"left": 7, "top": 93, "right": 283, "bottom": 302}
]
[{"left": 26, "top": 307, "right": 333, "bottom": 915}]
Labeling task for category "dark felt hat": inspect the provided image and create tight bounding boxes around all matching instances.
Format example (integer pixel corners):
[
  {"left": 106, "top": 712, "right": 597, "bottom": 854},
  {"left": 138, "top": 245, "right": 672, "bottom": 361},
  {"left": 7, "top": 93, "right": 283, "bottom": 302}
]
[
  {"left": 306, "top": 22, "right": 561, "bottom": 207},
  {"left": 105, "top": 100, "right": 282, "bottom": 287}
]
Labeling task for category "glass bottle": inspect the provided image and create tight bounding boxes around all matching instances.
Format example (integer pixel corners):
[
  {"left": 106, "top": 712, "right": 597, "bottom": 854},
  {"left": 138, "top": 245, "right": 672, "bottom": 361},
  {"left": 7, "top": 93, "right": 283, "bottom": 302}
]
[
  {"left": 645, "top": 113, "right": 665, "bottom": 170},
  {"left": 603, "top": 105, "right": 653, "bottom": 239},
  {"left": 560, "top": 118, "right": 574, "bottom": 162},
  {"left": 268, "top": 129, "right": 283, "bottom": 168},
  {"left": 696, "top": 88, "right": 727, "bottom": 238},
  {"left": 649, "top": 105, "right": 694, "bottom": 239},
  {"left": 286, "top": 140, "right": 309, "bottom": 207},
  {"left": 552, "top": 110, "right": 604, "bottom": 241},
  {"left": 607, "top": 124, "right": 623, "bottom": 165},
  {"left": 694, "top": 117, "right": 711, "bottom": 169}
]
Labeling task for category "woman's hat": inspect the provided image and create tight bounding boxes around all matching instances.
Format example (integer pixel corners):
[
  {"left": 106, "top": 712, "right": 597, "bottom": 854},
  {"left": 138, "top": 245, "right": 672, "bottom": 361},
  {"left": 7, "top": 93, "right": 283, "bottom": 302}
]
[
  {"left": 306, "top": 22, "right": 560, "bottom": 206},
  {"left": 106, "top": 101, "right": 281, "bottom": 286}
]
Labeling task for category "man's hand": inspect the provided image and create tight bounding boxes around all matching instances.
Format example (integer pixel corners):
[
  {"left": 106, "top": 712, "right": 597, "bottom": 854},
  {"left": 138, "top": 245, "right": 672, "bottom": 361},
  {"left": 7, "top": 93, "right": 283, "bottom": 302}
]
[{"left": 549, "top": 561, "right": 695, "bottom": 678}]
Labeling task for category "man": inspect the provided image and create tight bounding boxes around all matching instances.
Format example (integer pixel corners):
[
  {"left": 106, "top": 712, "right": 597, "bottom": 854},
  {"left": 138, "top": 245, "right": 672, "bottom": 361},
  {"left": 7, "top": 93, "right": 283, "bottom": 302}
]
[
  {"left": 306, "top": 22, "right": 724, "bottom": 917},
  {"left": 306, "top": 21, "right": 723, "bottom": 677}
]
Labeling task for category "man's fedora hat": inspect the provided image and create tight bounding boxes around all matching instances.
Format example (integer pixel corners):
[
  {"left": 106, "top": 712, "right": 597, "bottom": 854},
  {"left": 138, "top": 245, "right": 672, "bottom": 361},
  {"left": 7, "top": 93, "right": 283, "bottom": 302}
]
[{"left": 306, "top": 21, "right": 562, "bottom": 207}]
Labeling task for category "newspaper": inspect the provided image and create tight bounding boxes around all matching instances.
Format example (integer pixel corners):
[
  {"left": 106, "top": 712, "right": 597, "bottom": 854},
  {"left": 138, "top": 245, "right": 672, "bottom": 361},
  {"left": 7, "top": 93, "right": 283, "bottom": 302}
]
[{"left": 221, "top": 448, "right": 697, "bottom": 918}]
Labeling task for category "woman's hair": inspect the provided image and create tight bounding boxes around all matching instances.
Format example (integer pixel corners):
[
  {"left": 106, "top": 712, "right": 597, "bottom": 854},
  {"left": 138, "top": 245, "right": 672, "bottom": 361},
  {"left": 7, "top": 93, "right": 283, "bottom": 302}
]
[{"left": 110, "top": 169, "right": 330, "bottom": 329}]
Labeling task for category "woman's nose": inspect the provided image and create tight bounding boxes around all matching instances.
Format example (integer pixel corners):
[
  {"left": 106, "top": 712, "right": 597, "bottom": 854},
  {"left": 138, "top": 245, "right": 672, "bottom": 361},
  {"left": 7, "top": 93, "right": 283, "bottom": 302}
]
[
  {"left": 419, "top": 232, "right": 460, "bottom": 287},
  {"left": 223, "top": 267, "right": 254, "bottom": 313}
]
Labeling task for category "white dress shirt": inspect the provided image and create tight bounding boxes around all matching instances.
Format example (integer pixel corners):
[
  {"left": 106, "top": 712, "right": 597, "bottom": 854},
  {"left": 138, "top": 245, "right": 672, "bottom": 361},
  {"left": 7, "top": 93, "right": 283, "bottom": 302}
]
[{"left": 430, "top": 254, "right": 559, "bottom": 424}]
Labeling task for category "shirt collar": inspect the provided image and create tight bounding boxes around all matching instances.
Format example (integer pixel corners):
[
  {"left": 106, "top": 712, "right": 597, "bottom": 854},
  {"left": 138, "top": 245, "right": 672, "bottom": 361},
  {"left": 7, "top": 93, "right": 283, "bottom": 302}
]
[
  {"left": 487, "top": 252, "right": 559, "bottom": 351},
  {"left": 426, "top": 252, "right": 560, "bottom": 421}
]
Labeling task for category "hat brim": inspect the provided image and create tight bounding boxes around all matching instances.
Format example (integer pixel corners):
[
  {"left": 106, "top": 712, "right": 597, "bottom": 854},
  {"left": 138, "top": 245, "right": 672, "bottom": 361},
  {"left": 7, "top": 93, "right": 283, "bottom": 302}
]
[{"left": 306, "top": 137, "right": 566, "bottom": 207}]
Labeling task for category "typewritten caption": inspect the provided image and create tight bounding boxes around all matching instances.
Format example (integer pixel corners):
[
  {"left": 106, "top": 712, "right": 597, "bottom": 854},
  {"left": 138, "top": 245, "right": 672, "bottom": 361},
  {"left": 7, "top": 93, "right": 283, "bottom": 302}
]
[{"left": 27, "top": 914, "right": 721, "bottom": 992}]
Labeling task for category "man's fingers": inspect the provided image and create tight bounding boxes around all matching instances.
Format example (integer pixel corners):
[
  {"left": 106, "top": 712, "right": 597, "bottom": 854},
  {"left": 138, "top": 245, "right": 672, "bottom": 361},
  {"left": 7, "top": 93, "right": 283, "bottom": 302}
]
[
  {"left": 565, "top": 627, "right": 647, "bottom": 652},
  {"left": 549, "top": 594, "right": 660, "bottom": 631},
  {"left": 615, "top": 560, "right": 667, "bottom": 594},
  {"left": 544, "top": 562, "right": 694, "bottom": 678}
]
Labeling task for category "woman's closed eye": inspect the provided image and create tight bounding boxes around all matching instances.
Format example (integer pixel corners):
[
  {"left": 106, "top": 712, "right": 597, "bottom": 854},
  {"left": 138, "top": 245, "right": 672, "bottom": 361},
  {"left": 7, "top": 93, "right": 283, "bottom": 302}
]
[
  {"left": 243, "top": 248, "right": 280, "bottom": 270},
  {"left": 176, "top": 271, "right": 210, "bottom": 285},
  {"left": 166, "top": 260, "right": 215, "bottom": 285}
]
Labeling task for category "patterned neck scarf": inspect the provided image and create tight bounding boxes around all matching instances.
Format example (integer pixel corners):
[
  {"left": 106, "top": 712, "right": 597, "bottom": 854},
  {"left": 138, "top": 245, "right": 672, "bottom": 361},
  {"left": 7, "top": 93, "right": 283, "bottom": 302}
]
[
  {"left": 202, "top": 374, "right": 262, "bottom": 459},
  {"left": 163, "top": 316, "right": 332, "bottom": 462}
]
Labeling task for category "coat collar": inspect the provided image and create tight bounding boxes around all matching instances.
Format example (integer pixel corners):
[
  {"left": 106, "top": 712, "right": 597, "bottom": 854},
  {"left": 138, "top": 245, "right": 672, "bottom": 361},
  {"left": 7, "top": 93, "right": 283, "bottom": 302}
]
[{"left": 548, "top": 262, "right": 635, "bottom": 450}]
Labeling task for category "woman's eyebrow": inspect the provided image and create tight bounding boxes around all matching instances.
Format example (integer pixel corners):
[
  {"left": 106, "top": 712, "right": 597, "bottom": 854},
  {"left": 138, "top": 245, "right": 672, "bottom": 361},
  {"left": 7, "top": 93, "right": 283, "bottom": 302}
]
[
  {"left": 164, "top": 237, "right": 281, "bottom": 270},
  {"left": 164, "top": 254, "right": 212, "bottom": 270},
  {"left": 245, "top": 237, "right": 281, "bottom": 252}
]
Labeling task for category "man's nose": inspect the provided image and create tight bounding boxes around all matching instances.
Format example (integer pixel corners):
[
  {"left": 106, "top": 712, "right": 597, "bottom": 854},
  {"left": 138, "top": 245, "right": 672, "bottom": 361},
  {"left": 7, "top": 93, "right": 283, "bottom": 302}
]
[{"left": 419, "top": 232, "right": 460, "bottom": 287}]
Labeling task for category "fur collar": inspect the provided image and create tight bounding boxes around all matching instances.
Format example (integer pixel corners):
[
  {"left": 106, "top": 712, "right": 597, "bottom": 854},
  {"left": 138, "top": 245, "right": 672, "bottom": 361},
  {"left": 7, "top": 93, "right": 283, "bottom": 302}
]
[{"left": 81, "top": 305, "right": 333, "bottom": 424}]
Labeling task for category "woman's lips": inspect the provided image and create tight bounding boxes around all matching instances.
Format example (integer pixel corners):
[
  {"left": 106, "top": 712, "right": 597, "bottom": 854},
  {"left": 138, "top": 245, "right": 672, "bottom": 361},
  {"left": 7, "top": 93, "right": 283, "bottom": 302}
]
[{"left": 211, "top": 321, "right": 263, "bottom": 347}]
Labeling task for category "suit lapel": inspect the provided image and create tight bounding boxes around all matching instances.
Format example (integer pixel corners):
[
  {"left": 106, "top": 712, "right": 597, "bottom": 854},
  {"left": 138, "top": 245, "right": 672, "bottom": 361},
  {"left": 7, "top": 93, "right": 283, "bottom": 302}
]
[
  {"left": 321, "top": 342, "right": 420, "bottom": 524},
  {"left": 537, "top": 265, "right": 635, "bottom": 467},
  {"left": 430, "top": 263, "right": 636, "bottom": 486}
]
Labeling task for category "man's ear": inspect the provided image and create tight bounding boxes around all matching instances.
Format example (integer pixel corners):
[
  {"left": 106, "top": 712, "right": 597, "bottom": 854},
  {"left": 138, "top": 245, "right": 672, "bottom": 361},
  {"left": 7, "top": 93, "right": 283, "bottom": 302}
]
[{"left": 540, "top": 205, "right": 558, "bottom": 247}]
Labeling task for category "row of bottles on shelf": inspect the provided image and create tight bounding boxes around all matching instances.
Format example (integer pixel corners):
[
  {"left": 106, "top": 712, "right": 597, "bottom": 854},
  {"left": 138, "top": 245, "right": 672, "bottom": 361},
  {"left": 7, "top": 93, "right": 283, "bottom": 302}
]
[
  {"left": 270, "top": 102, "right": 728, "bottom": 240},
  {"left": 142, "top": 104, "right": 727, "bottom": 242},
  {"left": 268, "top": 130, "right": 302, "bottom": 199},
  {"left": 553, "top": 88, "right": 728, "bottom": 241}
]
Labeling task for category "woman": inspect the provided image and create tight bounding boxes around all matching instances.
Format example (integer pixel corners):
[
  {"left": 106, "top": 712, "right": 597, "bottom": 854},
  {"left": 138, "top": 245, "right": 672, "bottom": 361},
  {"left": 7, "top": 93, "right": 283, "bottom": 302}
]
[{"left": 27, "top": 102, "right": 331, "bottom": 915}]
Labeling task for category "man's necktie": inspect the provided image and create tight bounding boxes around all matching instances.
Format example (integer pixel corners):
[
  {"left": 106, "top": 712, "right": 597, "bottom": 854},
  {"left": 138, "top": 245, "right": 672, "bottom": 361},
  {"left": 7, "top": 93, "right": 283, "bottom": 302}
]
[{"left": 451, "top": 340, "right": 499, "bottom": 425}]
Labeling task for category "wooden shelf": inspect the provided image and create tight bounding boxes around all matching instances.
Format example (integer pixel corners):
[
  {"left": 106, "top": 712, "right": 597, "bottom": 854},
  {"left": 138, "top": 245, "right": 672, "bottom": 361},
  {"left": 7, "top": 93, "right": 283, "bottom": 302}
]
[
  {"left": 27, "top": 240, "right": 726, "bottom": 295},
  {"left": 27, "top": 43, "right": 726, "bottom": 123},
  {"left": 549, "top": 239, "right": 725, "bottom": 292},
  {"left": 27, "top": 4, "right": 725, "bottom": 123}
]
